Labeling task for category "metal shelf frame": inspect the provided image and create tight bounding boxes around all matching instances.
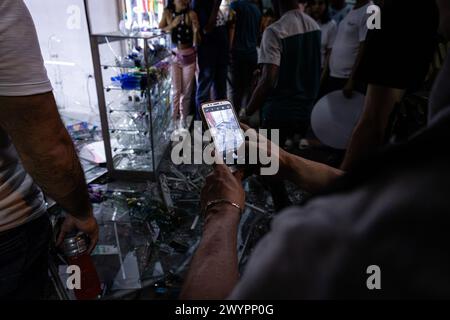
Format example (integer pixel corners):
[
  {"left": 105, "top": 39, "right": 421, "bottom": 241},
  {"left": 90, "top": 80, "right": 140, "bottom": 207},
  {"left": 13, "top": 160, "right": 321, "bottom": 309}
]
[{"left": 84, "top": 0, "right": 172, "bottom": 181}]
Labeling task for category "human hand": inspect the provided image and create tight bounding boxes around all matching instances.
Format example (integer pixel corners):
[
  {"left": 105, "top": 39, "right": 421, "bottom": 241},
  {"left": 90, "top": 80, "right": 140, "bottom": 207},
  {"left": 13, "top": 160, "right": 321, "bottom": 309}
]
[
  {"left": 239, "top": 123, "right": 290, "bottom": 178},
  {"left": 201, "top": 164, "right": 245, "bottom": 217},
  {"left": 56, "top": 214, "right": 99, "bottom": 253},
  {"left": 170, "top": 16, "right": 182, "bottom": 30}
]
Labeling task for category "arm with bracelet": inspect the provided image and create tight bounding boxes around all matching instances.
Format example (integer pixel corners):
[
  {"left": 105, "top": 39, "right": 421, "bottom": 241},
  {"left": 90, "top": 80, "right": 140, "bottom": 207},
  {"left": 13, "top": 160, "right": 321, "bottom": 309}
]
[{"left": 180, "top": 165, "right": 244, "bottom": 299}]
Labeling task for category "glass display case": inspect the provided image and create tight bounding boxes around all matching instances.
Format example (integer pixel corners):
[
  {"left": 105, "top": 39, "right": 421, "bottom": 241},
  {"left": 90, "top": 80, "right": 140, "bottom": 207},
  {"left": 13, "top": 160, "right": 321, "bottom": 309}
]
[{"left": 85, "top": 3, "right": 173, "bottom": 181}]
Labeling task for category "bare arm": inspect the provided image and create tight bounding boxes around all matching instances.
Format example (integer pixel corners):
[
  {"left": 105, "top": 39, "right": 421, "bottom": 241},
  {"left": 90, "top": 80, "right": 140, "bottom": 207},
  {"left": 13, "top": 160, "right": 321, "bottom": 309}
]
[
  {"left": 320, "top": 48, "right": 332, "bottom": 88},
  {"left": 189, "top": 11, "right": 201, "bottom": 46},
  {"left": 0, "top": 92, "right": 98, "bottom": 250},
  {"left": 180, "top": 165, "right": 244, "bottom": 300},
  {"left": 228, "top": 9, "right": 236, "bottom": 51},
  {"left": 159, "top": 9, "right": 168, "bottom": 29},
  {"left": 159, "top": 9, "right": 181, "bottom": 33},
  {"left": 245, "top": 63, "right": 279, "bottom": 116},
  {"left": 242, "top": 124, "right": 344, "bottom": 193},
  {"left": 343, "top": 42, "right": 366, "bottom": 98},
  {"left": 282, "top": 153, "right": 344, "bottom": 193},
  {"left": 180, "top": 205, "right": 241, "bottom": 299}
]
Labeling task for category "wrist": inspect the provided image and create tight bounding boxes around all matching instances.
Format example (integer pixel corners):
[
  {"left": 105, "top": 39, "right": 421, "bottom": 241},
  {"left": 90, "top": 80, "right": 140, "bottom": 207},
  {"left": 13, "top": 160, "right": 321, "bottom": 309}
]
[
  {"left": 280, "top": 152, "right": 294, "bottom": 178},
  {"left": 71, "top": 207, "right": 94, "bottom": 222},
  {"left": 205, "top": 203, "right": 241, "bottom": 223}
]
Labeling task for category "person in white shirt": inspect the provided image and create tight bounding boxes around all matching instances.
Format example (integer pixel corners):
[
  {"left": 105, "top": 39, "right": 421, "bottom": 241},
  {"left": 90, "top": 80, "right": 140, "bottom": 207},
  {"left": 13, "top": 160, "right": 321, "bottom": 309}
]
[
  {"left": 306, "top": 0, "right": 338, "bottom": 87},
  {"left": 0, "top": 0, "right": 98, "bottom": 299},
  {"left": 329, "top": 0, "right": 353, "bottom": 25},
  {"left": 321, "top": 0, "right": 372, "bottom": 98}
]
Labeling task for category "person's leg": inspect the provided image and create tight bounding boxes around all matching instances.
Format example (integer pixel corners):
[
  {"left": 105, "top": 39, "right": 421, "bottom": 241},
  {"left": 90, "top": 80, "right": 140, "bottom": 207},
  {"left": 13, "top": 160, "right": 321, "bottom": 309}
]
[
  {"left": 242, "top": 52, "right": 258, "bottom": 111},
  {"left": 213, "top": 62, "right": 228, "bottom": 101},
  {"left": 196, "top": 46, "right": 215, "bottom": 119},
  {"left": 180, "top": 61, "right": 197, "bottom": 122},
  {"left": 0, "top": 214, "right": 52, "bottom": 300},
  {"left": 172, "top": 61, "right": 183, "bottom": 122},
  {"left": 231, "top": 52, "right": 245, "bottom": 113},
  {"left": 341, "top": 84, "right": 405, "bottom": 171}
]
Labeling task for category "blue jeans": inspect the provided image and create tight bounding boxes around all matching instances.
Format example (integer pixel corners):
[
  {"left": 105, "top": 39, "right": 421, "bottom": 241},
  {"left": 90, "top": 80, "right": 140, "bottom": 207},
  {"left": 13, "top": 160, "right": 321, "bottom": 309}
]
[
  {"left": 195, "top": 44, "right": 229, "bottom": 119},
  {"left": 0, "top": 214, "right": 51, "bottom": 300}
]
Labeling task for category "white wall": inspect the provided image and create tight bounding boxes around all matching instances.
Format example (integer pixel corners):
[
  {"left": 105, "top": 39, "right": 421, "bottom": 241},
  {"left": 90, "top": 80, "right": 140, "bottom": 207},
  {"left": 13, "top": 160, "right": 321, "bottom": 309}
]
[{"left": 24, "top": 0, "right": 120, "bottom": 125}]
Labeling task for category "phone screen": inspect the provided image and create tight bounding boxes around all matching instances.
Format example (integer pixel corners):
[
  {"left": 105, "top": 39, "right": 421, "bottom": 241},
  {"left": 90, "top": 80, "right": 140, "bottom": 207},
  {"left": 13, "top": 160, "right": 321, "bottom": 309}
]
[{"left": 202, "top": 100, "right": 245, "bottom": 162}]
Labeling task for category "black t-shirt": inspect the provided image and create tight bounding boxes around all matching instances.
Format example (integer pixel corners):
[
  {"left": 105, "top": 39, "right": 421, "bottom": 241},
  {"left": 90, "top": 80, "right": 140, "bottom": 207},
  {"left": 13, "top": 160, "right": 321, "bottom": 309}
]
[{"left": 357, "top": 0, "right": 439, "bottom": 91}]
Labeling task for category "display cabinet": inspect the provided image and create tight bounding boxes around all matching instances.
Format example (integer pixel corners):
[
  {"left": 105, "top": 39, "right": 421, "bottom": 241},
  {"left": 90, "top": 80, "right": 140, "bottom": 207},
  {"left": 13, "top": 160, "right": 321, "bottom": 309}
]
[{"left": 85, "top": 3, "right": 173, "bottom": 180}]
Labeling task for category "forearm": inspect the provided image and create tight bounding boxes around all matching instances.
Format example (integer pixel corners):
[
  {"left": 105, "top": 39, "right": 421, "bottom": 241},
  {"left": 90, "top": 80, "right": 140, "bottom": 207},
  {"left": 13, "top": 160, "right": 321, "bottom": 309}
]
[
  {"left": 180, "top": 205, "right": 240, "bottom": 300},
  {"left": 321, "top": 50, "right": 331, "bottom": 86},
  {"left": 22, "top": 132, "right": 92, "bottom": 219},
  {"left": 246, "top": 80, "right": 271, "bottom": 116},
  {"left": 282, "top": 153, "right": 344, "bottom": 193},
  {"left": 349, "top": 42, "right": 366, "bottom": 82},
  {"left": 0, "top": 93, "right": 92, "bottom": 219},
  {"left": 229, "top": 25, "right": 236, "bottom": 51}
]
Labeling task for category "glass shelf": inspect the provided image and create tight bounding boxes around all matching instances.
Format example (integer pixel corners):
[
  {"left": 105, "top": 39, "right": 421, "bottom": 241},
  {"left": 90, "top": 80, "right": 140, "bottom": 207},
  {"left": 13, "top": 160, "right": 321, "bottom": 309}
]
[
  {"left": 101, "top": 54, "right": 172, "bottom": 70},
  {"left": 92, "top": 30, "right": 166, "bottom": 40},
  {"left": 90, "top": 29, "right": 173, "bottom": 179}
]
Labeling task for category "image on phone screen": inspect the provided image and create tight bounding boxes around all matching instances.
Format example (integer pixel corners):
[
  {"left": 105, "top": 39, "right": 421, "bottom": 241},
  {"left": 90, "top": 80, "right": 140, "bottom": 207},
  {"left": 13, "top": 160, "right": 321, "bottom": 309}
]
[{"left": 202, "top": 100, "right": 245, "bottom": 163}]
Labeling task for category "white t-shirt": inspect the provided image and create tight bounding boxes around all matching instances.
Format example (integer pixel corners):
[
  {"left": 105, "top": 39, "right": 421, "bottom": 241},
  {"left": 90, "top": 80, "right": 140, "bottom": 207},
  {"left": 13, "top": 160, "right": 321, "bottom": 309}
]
[
  {"left": 329, "top": 2, "right": 372, "bottom": 79},
  {"left": 0, "top": 0, "right": 52, "bottom": 232},
  {"left": 319, "top": 20, "right": 337, "bottom": 68}
]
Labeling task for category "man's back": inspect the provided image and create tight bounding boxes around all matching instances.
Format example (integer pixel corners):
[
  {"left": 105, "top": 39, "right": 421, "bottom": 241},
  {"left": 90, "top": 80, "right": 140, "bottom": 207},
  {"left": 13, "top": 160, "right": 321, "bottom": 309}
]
[{"left": 258, "top": 10, "right": 321, "bottom": 123}]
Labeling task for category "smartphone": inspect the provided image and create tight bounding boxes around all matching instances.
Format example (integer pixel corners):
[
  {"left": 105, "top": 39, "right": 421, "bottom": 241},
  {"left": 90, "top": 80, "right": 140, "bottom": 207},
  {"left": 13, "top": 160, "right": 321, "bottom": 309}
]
[{"left": 201, "top": 100, "right": 245, "bottom": 168}]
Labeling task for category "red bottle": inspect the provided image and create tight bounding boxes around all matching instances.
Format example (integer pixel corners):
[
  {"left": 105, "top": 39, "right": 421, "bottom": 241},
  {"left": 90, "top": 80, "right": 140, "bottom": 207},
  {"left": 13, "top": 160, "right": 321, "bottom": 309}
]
[{"left": 63, "top": 233, "right": 102, "bottom": 300}]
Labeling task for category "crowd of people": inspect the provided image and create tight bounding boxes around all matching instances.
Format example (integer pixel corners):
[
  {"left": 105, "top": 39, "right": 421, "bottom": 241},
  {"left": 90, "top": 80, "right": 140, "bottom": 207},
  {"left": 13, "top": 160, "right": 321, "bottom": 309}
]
[{"left": 1, "top": 0, "right": 450, "bottom": 300}]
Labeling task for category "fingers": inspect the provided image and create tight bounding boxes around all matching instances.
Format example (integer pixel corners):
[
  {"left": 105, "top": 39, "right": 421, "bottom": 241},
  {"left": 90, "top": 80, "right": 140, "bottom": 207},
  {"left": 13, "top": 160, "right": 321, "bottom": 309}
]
[
  {"left": 56, "top": 217, "right": 73, "bottom": 247},
  {"left": 240, "top": 122, "right": 250, "bottom": 131},
  {"left": 87, "top": 228, "right": 99, "bottom": 254},
  {"left": 56, "top": 229, "right": 66, "bottom": 248},
  {"left": 214, "top": 163, "right": 232, "bottom": 177}
]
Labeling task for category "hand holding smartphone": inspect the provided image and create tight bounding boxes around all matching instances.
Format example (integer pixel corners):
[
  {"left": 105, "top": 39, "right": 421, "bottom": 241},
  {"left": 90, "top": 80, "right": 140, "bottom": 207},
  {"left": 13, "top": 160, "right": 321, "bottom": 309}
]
[{"left": 201, "top": 100, "right": 245, "bottom": 172}]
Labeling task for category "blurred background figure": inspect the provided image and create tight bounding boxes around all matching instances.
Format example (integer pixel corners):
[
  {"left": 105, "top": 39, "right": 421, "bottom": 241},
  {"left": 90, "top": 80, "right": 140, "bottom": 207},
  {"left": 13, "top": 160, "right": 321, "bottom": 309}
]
[
  {"left": 229, "top": 0, "right": 262, "bottom": 115},
  {"left": 244, "top": 0, "right": 321, "bottom": 211},
  {"left": 341, "top": 0, "right": 439, "bottom": 170},
  {"left": 320, "top": 0, "right": 371, "bottom": 99},
  {"left": 298, "top": 0, "right": 307, "bottom": 12},
  {"left": 193, "top": 0, "right": 233, "bottom": 118},
  {"left": 306, "top": 0, "right": 337, "bottom": 87},
  {"left": 159, "top": 0, "right": 200, "bottom": 130},
  {"left": 329, "top": 0, "right": 352, "bottom": 25}
]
